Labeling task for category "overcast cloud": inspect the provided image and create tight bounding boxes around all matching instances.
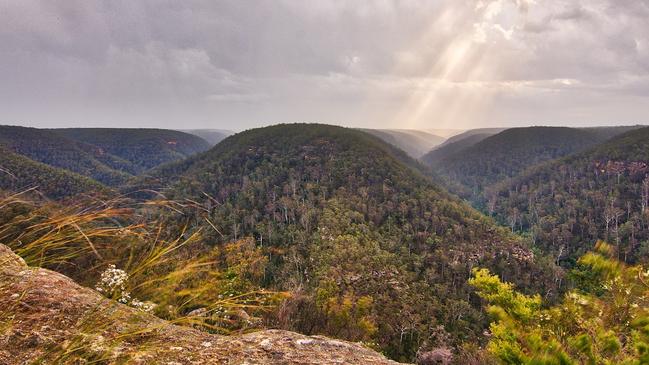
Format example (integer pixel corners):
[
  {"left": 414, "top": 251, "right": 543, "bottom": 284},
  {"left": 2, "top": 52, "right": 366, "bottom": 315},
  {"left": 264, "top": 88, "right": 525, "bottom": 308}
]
[{"left": 1, "top": 0, "right": 648, "bottom": 130}]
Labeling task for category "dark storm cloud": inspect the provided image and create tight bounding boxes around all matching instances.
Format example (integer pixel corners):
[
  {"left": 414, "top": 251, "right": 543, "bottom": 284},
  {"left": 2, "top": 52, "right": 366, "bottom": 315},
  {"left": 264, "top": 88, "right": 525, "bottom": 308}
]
[{"left": 0, "top": 0, "right": 648, "bottom": 130}]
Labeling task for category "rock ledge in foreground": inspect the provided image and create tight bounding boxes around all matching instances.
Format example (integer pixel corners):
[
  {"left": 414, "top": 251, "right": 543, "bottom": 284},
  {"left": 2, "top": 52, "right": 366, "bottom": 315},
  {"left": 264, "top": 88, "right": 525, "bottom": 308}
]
[{"left": 0, "top": 244, "right": 405, "bottom": 364}]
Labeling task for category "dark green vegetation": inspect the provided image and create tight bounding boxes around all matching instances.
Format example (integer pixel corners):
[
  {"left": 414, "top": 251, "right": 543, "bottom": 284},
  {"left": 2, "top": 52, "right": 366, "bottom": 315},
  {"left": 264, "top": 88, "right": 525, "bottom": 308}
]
[
  {"left": 426, "top": 127, "right": 616, "bottom": 205},
  {"left": 421, "top": 128, "right": 505, "bottom": 165},
  {"left": 0, "top": 125, "right": 132, "bottom": 185},
  {"left": 360, "top": 128, "right": 445, "bottom": 158},
  {"left": 488, "top": 127, "right": 649, "bottom": 267},
  {"left": 0, "top": 146, "right": 108, "bottom": 199},
  {"left": 0, "top": 125, "right": 213, "bottom": 198},
  {"left": 54, "top": 128, "right": 211, "bottom": 172},
  {"left": 135, "top": 124, "right": 556, "bottom": 361}
]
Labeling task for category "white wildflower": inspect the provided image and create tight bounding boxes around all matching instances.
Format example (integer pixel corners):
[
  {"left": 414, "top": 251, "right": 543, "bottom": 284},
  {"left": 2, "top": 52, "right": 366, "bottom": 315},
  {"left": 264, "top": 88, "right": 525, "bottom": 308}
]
[
  {"left": 95, "top": 264, "right": 129, "bottom": 299},
  {"left": 95, "top": 264, "right": 155, "bottom": 312}
]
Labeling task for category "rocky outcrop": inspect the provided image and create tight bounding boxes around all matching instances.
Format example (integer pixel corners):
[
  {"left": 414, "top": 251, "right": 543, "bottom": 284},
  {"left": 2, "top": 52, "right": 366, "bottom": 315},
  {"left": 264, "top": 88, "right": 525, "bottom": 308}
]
[{"left": 0, "top": 244, "right": 405, "bottom": 364}]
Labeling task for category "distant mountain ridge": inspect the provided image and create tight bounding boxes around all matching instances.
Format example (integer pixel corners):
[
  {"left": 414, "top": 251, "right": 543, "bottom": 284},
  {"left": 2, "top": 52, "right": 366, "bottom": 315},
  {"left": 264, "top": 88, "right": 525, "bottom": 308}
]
[
  {"left": 427, "top": 126, "right": 645, "bottom": 166},
  {"left": 427, "top": 127, "right": 608, "bottom": 203},
  {"left": 0, "top": 125, "right": 132, "bottom": 186},
  {"left": 359, "top": 128, "right": 445, "bottom": 158},
  {"left": 0, "top": 146, "right": 109, "bottom": 199},
  {"left": 0, "top": 125, "right": 213, "bottom": 198},
  {"left": 434, "top": 128, "right": 506, "bottom": 149},
  {"left": 424, "top": 128, "right": 464, "bottom": 138},
  {"left": 181, "top": 129, "right": 234, "bottom": 146},
  {"left": 422, "top": 133, "right": 494, "bottom": 166},
  {"left": 54, "top": 128, "right": 211, "bottom": 172}
]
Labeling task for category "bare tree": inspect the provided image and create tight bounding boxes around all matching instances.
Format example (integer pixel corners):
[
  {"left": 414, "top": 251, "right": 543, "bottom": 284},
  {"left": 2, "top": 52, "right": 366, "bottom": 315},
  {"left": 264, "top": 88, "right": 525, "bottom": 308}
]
[{"left": 641, "top": 176, "right": 649, "bottom": 213}]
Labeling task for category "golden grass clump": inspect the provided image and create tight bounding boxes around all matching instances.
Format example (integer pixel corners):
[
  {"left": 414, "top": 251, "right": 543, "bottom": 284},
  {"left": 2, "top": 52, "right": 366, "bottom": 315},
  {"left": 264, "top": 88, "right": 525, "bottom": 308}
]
[{"left": 0, "top": 188, "right": 284, "bottom": 342}]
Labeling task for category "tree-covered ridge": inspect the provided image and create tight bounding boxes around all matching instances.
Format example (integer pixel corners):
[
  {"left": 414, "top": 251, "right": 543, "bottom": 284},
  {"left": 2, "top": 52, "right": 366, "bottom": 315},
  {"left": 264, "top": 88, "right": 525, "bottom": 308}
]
[
  {"left": 0, "top": 125, "right": 132, "bottom": 185},
  {"left": 427, "top": 127, "right": 611, "bottom": 204},
  {"left": 425, "top": 126, "right": 643, "bottom": 171},
  {"left": 137, "top": 124, "right": 557, "bottom": 362},
  {"left": 136, "top": 123, "right": 431, "bottom": 191},
  {"left": 487, "top": 126, "right": 649, "bottom": 267},
  {"left": 0, "top": 146, "right": 109, "bottom": 199},
  {"left": 54, "top": 128, "right": 212, "bottom": 172}
]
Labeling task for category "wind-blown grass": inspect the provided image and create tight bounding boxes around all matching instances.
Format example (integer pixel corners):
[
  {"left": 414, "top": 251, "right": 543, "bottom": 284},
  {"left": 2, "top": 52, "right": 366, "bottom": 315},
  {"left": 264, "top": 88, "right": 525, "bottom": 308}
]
[{"left": 0, "top": 188, "right": 284, "bottom": 362}]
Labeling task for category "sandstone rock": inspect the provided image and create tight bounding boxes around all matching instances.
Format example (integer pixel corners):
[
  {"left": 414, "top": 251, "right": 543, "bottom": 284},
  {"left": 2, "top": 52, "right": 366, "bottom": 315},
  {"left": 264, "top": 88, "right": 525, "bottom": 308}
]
[{"left": 0, "top": 244, "right": 405, "bottom": 364}]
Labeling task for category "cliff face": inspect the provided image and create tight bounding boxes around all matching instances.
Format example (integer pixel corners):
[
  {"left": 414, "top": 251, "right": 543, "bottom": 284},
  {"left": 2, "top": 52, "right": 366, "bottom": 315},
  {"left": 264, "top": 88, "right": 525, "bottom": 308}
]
[{"left": 0, "top": 244, "right": 405, "bottom": 365}]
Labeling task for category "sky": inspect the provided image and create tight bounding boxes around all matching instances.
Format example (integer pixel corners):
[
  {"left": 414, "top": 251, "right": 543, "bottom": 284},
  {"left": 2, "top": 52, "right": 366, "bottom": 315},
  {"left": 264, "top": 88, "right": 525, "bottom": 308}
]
[{"left": 1, "top": 0, "right": 648, "bottom": 131}]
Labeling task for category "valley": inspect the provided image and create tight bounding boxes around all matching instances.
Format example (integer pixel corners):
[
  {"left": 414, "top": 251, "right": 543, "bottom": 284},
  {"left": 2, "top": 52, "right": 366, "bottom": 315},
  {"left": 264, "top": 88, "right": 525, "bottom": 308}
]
[
  {"left": 1, "top": 123, "right": 648, "bottom": 364},
  {"left": 4, "top": 1, "right": 649, "bottom": 363}
]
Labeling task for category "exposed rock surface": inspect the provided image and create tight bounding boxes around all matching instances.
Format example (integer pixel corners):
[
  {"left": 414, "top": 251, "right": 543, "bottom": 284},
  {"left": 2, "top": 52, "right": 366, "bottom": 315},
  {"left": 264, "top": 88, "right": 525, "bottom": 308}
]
[{"left": 0, "top": 244, "right": 405, "bottom": 364}]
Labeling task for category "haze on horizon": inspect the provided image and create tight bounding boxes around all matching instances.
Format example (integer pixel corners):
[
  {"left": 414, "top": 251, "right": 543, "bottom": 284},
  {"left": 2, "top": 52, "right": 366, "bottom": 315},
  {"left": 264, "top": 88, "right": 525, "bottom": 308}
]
[{"left": 1, "top": 0, "right": 648, "bottom": 132}]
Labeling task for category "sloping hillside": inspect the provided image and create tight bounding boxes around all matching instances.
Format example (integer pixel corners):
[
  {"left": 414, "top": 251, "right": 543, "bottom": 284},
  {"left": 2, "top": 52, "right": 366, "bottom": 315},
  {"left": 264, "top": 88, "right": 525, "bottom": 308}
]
[
  {"left": 359, "top": 129, "right": 445, "bottom": 158},
  {"left": 137, "top": 124, "right": 555, "bottom": 361},
  {"left": 0, "top": 125, "right": 132, "bottom": 185},
  {"left": 488, "top": 126, "right": 649, "bottom": 265},
  {"left": 421, "top": 128, "right": 505, "bottom": 167},
  {"left": 427, "top": 127, "right": 609, "bottom": 204},
  {"left": 55, "top": 128, "right": 211, "bottom": 172},
  {"left": 0, "top": 146, "right": 109, "bottom": 199}
]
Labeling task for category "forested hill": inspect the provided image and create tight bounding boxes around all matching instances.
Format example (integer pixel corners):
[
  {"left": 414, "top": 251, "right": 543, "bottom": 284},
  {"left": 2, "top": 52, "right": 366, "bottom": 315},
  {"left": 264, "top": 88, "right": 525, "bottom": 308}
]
[
  {"left": 136, "top": 123, "right": 431, "bottom": 191},
  {"left": 426, "top": 127, "right": 611, "bottom": 204},
  {"left": 0, "top": 146, "right": 109, "bottom": 199},
  {"left": 488, "top": 126, "right": 649, "bottom": 266},
  {"left": 0, "top": 125, "right": 132, "bottom": 186},
  {"left": 359, "top": 128, "right": 445, "bottom": 158},
  {"left": 425, "top": 126, "right": 642, "bottom": 167},
  {"left": 54, "top": 128, "right": 211, "bottom": 172},
  {"left": 137, "top": 124, "right": 557, "bottom": 361}
]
